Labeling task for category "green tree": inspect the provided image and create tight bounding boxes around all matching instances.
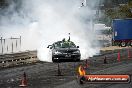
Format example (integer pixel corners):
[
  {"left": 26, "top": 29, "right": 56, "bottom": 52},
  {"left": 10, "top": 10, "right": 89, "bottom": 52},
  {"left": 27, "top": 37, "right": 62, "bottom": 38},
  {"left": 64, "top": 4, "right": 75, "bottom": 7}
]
[{"left": 104, "top": 2, "right": 132, "bottom": 26}]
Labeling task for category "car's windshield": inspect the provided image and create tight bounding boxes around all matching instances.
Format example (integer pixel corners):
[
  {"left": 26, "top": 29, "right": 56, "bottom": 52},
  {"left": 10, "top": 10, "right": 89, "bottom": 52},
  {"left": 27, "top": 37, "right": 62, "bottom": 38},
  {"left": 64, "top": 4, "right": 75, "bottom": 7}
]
[{"left": 54, "top": 41, "right": 76, "bottom": 48}]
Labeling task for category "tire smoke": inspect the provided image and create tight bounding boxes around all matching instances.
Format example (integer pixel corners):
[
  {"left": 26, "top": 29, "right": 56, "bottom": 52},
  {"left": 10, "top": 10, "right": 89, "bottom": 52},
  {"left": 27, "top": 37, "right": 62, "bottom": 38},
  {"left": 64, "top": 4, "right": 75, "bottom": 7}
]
[{"left": 0, "top": 0, "right": 101, "bottom": 62}]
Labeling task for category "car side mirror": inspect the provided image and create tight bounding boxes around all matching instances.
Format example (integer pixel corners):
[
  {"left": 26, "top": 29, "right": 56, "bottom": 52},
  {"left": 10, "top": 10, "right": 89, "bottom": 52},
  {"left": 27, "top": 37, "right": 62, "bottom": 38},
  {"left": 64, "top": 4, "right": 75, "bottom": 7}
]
[
  {"left": 47, "top": 45, "right": 49, "bottom": 48},
  {"left": 77, "top": 46, "right": 79, "bottom": 48},
  {"left": 47, "top": 45, "right": 52, "bottom": 48},
  {"left": 50, "top": 47, "right": 52, "bottom": 49}
]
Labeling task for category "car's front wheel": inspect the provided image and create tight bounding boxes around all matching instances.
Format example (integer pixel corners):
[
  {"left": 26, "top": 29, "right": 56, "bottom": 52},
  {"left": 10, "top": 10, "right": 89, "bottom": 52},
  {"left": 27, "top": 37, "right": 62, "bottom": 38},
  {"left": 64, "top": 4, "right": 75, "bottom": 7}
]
[
  {"left": 52, "top": 57, "right": 55, "bottom": 62},
  {"left": 74, "top": 58, "right": 80, "bottom": 62},
  {"left": 77, "top": 59, "right": 80, "bottom": 61}
]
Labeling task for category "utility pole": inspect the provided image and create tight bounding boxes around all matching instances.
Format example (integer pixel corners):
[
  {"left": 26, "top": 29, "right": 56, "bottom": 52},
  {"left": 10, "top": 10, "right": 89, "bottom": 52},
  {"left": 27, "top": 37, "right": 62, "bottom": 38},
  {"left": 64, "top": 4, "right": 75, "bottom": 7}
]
[
  {"left": 7, "top": 45, "right": 8, "bottom": 52},
  {"left": 11, "top": 37, "right": 13, "bottom": 53},
  {"left": 20, "top": 36, "right": 21, "bottom": 50},
  {"left": 16, "top": 39, "right": 17, "bottom": 49},
  {"left": 1, "top": 37, "right": 2, "bottom": 44},
  {"left": 0, "top": 37, "right": 5, "bottom": 54}
]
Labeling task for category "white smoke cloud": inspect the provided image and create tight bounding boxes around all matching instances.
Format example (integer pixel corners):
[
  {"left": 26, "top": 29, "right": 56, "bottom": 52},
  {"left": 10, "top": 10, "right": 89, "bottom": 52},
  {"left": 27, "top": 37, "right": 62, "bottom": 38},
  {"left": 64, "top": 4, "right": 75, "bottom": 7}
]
[{"left": 0, "top": 0, "right": 101, "bottom": 62}]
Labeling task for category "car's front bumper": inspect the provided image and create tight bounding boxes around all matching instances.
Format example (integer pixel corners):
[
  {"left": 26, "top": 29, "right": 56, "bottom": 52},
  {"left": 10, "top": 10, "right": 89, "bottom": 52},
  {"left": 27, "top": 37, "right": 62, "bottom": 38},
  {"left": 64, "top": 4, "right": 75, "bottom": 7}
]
[{"left": 52, "top": 53, "right": 81, "bottom": 60}]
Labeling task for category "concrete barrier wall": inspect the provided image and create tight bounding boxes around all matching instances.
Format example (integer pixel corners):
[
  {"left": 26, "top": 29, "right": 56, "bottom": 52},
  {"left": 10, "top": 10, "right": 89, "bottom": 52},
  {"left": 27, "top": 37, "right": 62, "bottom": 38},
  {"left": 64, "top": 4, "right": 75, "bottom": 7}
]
[{"left": 0, "top": 51, "right": 38, "bottom": 68}]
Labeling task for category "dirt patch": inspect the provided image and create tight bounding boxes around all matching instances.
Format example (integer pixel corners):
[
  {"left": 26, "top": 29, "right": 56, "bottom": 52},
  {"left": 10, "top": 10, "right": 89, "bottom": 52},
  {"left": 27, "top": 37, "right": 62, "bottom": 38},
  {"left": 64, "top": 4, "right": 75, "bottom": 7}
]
[{"left": 100, "top": 46, "right": 130, "bottom": 51}]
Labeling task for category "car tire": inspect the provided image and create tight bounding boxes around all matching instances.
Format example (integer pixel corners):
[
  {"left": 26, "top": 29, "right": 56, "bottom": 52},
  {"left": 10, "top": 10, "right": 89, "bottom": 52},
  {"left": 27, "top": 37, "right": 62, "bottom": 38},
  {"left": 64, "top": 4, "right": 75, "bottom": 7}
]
[
  {"left": 52, "top": 57, "right": 55, "bottom": 62},
  {"left": 77, "top": 59, "right": 80, "bottom": 62},
  {"left": 52, "top": 57, "right": 59, "bottom": 62},
  {"left": 130, "top": 41, "right": 132, "bottom": 47},
  {"left": 121, "top": 41, "right": 126, "bottom": 47},
  {"left": 75, "top": 58, "right": 80, "bottom": 62}
]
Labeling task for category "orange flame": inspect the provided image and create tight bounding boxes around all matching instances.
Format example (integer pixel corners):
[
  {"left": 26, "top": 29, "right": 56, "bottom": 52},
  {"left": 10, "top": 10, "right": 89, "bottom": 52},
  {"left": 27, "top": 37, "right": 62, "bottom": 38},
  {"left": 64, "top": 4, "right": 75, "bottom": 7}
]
[{"left": 78, "top": 65, "right": 86, "bottom": 76}]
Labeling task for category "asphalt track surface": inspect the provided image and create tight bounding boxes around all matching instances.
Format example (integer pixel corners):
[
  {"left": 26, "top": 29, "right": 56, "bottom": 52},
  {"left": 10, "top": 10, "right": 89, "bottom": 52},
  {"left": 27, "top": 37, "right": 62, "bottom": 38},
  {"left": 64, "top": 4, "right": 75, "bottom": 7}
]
[{"left": 0, "top": 50, "right": 132, "bottom": 88}]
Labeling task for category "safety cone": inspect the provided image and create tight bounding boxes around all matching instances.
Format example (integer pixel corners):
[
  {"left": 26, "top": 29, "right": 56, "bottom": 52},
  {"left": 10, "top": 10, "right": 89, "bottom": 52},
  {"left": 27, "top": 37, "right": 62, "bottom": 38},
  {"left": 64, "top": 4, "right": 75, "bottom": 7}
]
[
  {"left": 128, "top": 49, "right": 131, "bottom": 59},
  {"left": 104, "top": 56, "right": 107, "bottom": 64},
  {"left": 19, "top": 72, "right": 27, "bottom": 87},
  {"left": 117, "top": 51, "right": 121, "bottom": 62}
]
